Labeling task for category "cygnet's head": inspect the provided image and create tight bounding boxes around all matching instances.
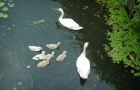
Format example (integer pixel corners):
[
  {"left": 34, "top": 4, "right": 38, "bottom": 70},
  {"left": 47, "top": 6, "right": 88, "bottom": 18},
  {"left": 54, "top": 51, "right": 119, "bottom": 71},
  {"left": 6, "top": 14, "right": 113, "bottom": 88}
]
[
  {"left": 63, "top": 51, "right": 67, "bottom": 54},
  {"left": 52, "top": 51, "right": 55, "bottom": 55},
  {"left": 42, "top": 51, "right": 46, "bottom": 54},
  {"left": 51, "top": 52, "right": 55, "bottom": 57},
  {"left": 57, "top": 42, "right": 60, "bottom": 45}
]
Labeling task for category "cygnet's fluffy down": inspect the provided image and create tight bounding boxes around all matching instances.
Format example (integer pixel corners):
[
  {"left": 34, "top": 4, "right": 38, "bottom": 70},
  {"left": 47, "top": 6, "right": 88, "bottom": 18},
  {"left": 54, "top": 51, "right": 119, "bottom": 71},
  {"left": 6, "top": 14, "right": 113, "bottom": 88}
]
[
  {"left": 32, "top": 51, "right": 45, "bottom": 60},
  {"left": 46, "top": 42, "right": 60, "bottom": 49},
  {"left": 27, "top": 65, "right": 30, "bottom": 68},
  {"left": 42, "top": 52, "right": 54, "bottom": 61},
  {"left": 56, "top": 51, "right": 67, "bottom": 61},
  {"left": 28, "top": 46, "right": 42, "bottom": 51},
  {"left": 37, "top": 61, "right": 49, "bottom": 68}
]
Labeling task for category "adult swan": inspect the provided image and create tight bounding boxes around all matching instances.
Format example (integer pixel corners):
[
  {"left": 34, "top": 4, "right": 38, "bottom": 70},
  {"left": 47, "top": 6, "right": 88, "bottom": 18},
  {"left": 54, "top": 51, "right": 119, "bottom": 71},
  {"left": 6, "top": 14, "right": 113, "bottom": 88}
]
[
  {"left": 57, "top": 8, "right": 83, "bottom": 30},
  {"left": 76, "top": 42, "right": 90, "bottom": 79}
]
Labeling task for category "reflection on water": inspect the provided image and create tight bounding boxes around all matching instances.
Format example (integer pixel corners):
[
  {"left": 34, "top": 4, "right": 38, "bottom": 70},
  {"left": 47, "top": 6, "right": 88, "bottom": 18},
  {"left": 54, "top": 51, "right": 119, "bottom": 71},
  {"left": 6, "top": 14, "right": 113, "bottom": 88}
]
[{"left": 0, "top": 0, "right": 140, "bottom": 90}]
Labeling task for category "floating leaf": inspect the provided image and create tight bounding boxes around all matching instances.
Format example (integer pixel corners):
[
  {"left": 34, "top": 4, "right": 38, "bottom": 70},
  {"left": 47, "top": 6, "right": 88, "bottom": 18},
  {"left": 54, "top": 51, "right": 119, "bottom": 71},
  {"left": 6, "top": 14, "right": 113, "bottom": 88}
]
[
  {"left": 7, "top": 28, "right": 11, "bottom": 30},
  {"left": 83, "top": 6, "right": 88, "bottom": 10},
  {"left": 3, "top": 14, "right": 8, "bottom": 18},
  {"left": 32, "top": 19, "right": 45, "bottom": 25},
  {"left": 18, "top": 81, "right": 22, "bottom": 85},
  {"left": 0, "top": 2, "right": 4, "bottom": 7},
  {"left": 52, "top": 8, "right": 58, "bottom": 11},
  {"left": 2, "top": 7, "right": 9, "bottom": 11},
  {"left": 0, "top": 13, "right": 3, "bottom": 17},
  {"left": 13, "top": 87, "right": 17, "bottom": 90}
]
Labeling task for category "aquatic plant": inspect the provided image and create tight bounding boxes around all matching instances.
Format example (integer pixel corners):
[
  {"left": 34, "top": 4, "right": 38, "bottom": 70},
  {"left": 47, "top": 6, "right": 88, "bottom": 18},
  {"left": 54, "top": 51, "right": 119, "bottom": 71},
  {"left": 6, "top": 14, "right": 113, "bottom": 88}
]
[
  {"left": 2, "top": 7, "right": 9, "bottom": 11},
  {"left": 52, "top": 8, "right": 58, "bottom": 11},
  {"left": 97, "top": 0, "right": 140, "bottom": 76},
  {"left": 13, "top": 87, "right": 17, "bottom": 90},
  {"left": 9, "top": 0, "right": 14, "bottom": 2},
  {"left": 83, "top": 6, "right": 88, "bottom": 10},
  {"left": 32, "top": 19, "right": 45, "bottom": 25},
  {"left": 0, "top": 2, "right": 9, "bottom": 18},
  {"left": 18, "top": 81, "right": 22, "bottom": 85},
  {"left": 2, "top": 14, "right": 8, "bottom": 18},
  {"left": 0, "top": 13, "right": 8, "bottom": 18},
  {"left": 0, "top": 2, "right": 4, "bottom": 7}
]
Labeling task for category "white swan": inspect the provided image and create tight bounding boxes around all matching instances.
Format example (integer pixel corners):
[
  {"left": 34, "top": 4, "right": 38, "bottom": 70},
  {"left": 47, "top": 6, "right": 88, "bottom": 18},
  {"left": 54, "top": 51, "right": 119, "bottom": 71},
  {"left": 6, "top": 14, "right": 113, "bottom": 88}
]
[
  {"left": 76, "top": 42, "right": 90, "bottom": 79},
  {"left": 42, "top": 52, "right": 55, "bottom": 61},
  {"left": 32, "top": 51, "right": 46, "bottom": 60},
  {"left": 37, "top": 61, "right": 49, "bottom": 68},
  {"left": 46, "top": 42, "right": 60, "bottom": 49},
  {"left": 57, "top": 8, "right": 83, "bottom": 30},
  {"left": 28, "top": 46, "right": 42, "bottom": 51},
  {"left": 56, "top": 51, "right": 67, "bottom": 61}
]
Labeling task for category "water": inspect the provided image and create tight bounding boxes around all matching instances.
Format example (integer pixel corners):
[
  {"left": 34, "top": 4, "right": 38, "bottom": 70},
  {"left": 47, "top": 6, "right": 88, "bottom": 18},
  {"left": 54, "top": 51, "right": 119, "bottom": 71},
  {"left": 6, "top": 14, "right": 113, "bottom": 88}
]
[{"left": 0, "top": 0, "right": 140, "bottom": 90}]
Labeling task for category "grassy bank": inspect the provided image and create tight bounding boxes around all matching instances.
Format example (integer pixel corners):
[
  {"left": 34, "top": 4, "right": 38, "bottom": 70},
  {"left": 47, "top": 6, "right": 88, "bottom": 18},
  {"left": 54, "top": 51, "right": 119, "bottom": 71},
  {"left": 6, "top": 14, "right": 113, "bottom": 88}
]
[{"left": 97, "top": 0, "right": 140, "bottom": 76}]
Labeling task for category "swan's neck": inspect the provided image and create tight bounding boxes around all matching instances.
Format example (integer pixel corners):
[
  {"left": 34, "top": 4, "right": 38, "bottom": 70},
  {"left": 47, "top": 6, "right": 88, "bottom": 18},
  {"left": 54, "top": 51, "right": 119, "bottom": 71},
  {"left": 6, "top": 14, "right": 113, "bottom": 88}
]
[
  {"left": 81, "top": 47, "right": 86, "bottom": 56},
  {"left": 59, "top": 10, "right": 64, "bottom": 20}
]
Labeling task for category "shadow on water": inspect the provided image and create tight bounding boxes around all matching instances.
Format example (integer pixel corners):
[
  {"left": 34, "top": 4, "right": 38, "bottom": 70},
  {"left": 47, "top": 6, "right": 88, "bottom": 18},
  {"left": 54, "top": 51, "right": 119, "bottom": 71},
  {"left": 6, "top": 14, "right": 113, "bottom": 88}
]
[
  {"left": 80, "top": 78, "right": 86, "bottom": 86},
  {"left": 0, "top": 0, "right": 140, "bottom": 90}
]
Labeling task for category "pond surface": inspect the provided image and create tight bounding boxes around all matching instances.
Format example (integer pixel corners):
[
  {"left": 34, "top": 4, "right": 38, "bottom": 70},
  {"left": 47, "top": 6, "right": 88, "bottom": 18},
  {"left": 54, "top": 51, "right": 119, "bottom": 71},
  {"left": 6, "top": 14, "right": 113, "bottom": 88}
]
[{"left": 0, "top": 0, "right": 140, "bottom": 90}]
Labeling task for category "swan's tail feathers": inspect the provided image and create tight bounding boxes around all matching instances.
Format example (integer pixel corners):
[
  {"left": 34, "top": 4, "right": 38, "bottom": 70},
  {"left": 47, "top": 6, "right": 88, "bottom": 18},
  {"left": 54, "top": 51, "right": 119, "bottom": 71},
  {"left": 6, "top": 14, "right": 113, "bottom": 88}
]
[
  {"left": 79, "top": 73, "right": 88, "bottom": 79},
  {"left": 70, "top": 26, "right": 83, "bottom": 30},
  {"left": 77, "top": 69, "right": 88, "bottom": 79},
  {"left": 80, "top": 76, "right": 88, "bottom": 79}
]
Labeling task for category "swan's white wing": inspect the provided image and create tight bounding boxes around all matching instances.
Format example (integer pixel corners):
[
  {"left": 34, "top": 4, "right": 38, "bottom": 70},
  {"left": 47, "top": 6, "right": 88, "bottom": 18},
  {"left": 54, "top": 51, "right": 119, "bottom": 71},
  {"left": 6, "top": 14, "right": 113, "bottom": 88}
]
[
  {"left": 76, "top": 56, "right": 90, "bottom": 76},
  {"left": 60, "top": 18, "right": 79, "bottom": 28}
]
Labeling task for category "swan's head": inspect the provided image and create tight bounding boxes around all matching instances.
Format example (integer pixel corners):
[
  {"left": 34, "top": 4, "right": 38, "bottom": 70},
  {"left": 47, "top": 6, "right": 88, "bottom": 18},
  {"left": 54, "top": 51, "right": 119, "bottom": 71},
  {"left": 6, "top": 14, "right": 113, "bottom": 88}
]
[
  {"left": 84, "top": 42, "right": 89, "bottom": 48},
  {"left": 58, "top": 8, "right": 63, "bottom": 12},
  {"left": 63, "top": 51, "right": 67, "bottom": 54}
]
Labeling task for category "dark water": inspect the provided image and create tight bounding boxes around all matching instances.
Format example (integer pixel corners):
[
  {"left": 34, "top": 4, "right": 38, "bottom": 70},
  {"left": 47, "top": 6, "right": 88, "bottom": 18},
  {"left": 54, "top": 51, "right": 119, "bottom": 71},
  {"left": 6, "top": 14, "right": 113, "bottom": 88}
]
[{"left": 0, "top": 0, "right": 140, "bottom": 90}]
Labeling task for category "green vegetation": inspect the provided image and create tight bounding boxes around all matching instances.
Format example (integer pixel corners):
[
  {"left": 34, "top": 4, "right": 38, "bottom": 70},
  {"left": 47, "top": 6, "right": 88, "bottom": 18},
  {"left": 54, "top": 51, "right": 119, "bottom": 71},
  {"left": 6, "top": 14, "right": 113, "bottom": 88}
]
[
  {"left": 0, "top": 13, "right": 8, "bottom": 18},
  {"left": 0, "top": 2, "right": 8, "bottom": 18},
  {"left": 0, "top": 2, "right": 4, "bottom": 7},
  {"left": 32, "top": 19, "right": 45, "bottom": 25},
  {"left": 83, "top": 6, "right": 88, "bottom": 10},
  {"left": 13, "top": 87, "right": 17, "bottom": 90},
  {"left": 97, "top": 0, "right": 140, "bottom": 76},
  {"left": 2, "top": 7, "right": 9, "bottom": 11},
  {"left": 18, "top": 81, "right": 22, "bottom": 85}
]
